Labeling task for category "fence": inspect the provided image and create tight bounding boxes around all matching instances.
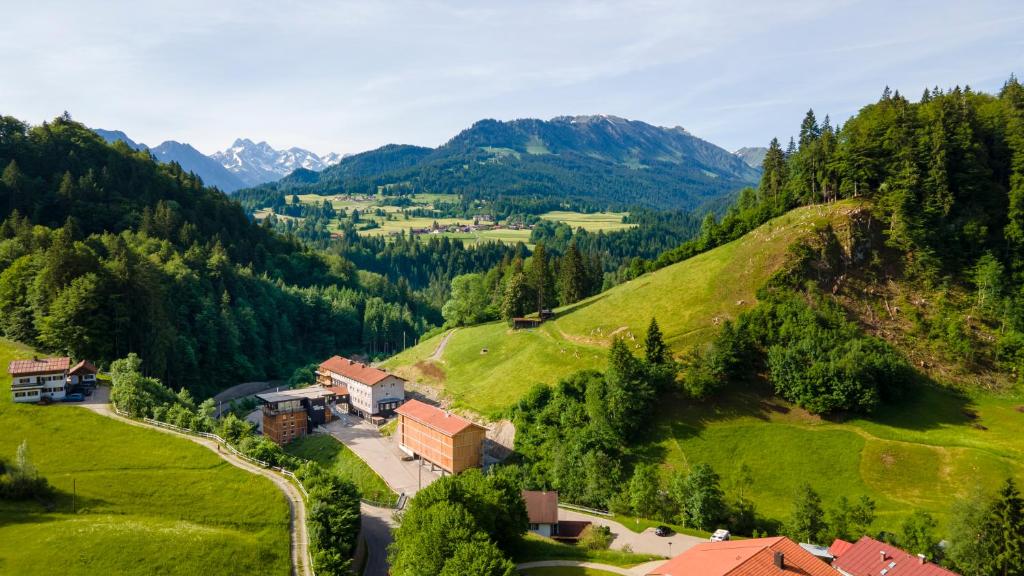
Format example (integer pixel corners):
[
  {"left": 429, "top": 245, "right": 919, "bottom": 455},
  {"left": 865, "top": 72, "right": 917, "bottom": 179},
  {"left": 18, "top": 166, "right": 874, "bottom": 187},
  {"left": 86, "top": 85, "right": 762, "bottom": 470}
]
[{"left": 558, "top": 502, "right": 613, "bottom": 517}]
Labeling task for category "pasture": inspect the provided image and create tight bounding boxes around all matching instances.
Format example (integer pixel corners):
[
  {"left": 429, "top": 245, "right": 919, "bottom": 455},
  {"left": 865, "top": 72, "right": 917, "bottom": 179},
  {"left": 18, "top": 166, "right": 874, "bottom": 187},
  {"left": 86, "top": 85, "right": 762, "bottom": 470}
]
[{"left": 0, "top": 338, "right": 291, "bottom": 576}]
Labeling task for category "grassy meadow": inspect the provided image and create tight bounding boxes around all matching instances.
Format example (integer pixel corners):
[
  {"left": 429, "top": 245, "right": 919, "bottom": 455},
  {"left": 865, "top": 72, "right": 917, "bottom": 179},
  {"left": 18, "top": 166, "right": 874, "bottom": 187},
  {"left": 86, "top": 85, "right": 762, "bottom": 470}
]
[
  {"left": 0, "top": 338, "right": 291, "bottom": 576},
  {"left": 384, "top": 201, "right": 866, "bottom": 413},
  {"left": 384, "top": 199, "right": 1024, "bottom": 530},
  {"left": 284, "top": 434, "right": 397, "bottom": 505}
]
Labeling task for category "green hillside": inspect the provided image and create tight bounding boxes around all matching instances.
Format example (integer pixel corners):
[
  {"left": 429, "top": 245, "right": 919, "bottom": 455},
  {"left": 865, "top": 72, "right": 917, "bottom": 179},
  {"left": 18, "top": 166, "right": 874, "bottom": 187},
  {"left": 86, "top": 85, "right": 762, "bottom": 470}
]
[
  {"left": 384, "top": 200, "right": 866, "bottom": 414},
  {"left": 384, "top": 200, "right": 1024, "bottom": 529},
  {"left": 0, "top": 339, "right": 290, "bottom": 575}
]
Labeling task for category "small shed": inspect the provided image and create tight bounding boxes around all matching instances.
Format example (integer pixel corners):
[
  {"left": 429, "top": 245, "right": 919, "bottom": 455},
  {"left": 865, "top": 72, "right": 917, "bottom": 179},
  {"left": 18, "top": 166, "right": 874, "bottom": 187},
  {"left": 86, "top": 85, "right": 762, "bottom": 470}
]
[{"left": 512, "top": 317, "right": 543, "bottom": 330}]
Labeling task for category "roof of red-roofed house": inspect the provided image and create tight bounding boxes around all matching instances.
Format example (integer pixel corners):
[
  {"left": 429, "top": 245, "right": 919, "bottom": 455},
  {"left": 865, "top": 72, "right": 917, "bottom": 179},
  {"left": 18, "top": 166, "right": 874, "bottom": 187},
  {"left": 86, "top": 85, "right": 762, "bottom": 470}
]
[
  {"left": 829, "top": 538, "right": 854, "bottom": 559},
  {"left": 522, "top": 490, "right": 559, "bottom": 525},
  {"left": 832, "top": 536, "right": 960, "bottom": 576},
  {"left": 646, "top": 536, "right": 836, "bottom": 576},
  {"left": 319, "top": 355, "right": 401, "bottom": 386},
  {"left": 395, "top": 399, "right": 485, "bottom": 437},
  {"left": 8, "top": 356, "right": 71, "bottom": 376},
  {"left": 69, "top": 360, "right": 97, "bottom": 375}
]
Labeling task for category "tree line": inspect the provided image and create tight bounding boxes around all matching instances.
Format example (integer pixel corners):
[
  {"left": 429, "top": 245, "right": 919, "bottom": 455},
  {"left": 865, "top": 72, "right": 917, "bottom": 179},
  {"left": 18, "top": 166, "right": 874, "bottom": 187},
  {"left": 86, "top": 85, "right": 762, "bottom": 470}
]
[{"left": 0, "top": 115, "right": 436, "bottom": 395}]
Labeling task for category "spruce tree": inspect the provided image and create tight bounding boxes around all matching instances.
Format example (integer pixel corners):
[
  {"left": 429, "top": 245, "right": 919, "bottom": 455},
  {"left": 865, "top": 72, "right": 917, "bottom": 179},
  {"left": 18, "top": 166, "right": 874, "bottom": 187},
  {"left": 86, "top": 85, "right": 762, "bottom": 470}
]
[
  {"left": 644, "top": 318, "right": 667, "bottom": 365},
  {"left": 985, "top": 478, "right": 1024, "bottom": 575}
]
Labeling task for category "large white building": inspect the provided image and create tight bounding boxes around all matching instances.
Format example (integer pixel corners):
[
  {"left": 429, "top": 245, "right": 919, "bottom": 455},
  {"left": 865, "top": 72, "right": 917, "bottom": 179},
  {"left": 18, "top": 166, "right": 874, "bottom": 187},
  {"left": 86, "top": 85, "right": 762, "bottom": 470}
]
[{"left": 317, "top": 356, "right": 405, "bottom": 419}]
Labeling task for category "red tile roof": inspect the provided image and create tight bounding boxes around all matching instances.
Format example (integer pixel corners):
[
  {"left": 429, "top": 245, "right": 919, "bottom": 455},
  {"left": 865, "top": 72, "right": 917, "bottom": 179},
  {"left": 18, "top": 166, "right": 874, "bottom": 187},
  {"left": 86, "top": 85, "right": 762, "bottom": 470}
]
[
  {"left": 522, "top": 490, "right": 559, "bottom": 524},
  {"left": 829, "top": 538, "right": 854, "bottom": 559},
  {"left": 325, "top": 385, "right": 349, "bottom": 396},
  {"left": 647, "top": 536, "right": 836, "bottom": 576},
  {"left": 69, "top": 360, "right": 97, "bottom": 375},
  {"left": 832, "top": 536, "right": 960, "bottom": 576},
  {"left": 319, "top": 355, "right": 400, "bottom": 386},
  {"left": 8, "top": 356, "right": 71, "bottom": 376},
  {"left": 395, "top": 399, "right": 484, "bottom": 437}
]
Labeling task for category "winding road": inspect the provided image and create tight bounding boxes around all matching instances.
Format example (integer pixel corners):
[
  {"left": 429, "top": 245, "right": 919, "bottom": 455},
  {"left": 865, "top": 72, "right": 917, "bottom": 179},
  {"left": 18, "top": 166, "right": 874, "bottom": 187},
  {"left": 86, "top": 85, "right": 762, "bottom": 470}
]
[{"left": 80, "top": 388, "right": 313, "bottom": 576}]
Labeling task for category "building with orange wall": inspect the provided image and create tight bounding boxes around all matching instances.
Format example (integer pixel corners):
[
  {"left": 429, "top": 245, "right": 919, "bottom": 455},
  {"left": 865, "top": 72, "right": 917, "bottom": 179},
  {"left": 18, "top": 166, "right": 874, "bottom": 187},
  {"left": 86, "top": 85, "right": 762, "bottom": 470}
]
[{"left": 394, "top": 399, "right": 486, "bottom": 475}]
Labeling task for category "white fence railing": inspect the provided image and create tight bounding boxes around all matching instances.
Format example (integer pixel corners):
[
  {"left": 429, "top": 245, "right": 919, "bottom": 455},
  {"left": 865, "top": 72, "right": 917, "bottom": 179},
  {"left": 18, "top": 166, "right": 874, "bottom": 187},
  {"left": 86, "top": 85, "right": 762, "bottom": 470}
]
[{"left": 558, "top": 502, "right": 613, "bottom": 517}]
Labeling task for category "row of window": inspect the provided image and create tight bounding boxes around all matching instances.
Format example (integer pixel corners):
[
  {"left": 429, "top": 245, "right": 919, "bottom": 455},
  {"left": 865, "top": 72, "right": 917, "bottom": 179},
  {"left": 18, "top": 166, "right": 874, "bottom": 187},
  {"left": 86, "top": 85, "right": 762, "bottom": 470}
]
[{"left": 13, "top": 391, "right": 40, "bottom": 398}]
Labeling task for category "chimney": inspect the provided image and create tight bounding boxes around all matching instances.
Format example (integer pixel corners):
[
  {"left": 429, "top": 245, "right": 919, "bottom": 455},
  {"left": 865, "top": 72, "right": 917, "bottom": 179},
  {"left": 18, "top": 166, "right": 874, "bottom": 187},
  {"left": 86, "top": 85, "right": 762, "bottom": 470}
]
[
  {"left": 918, "top": 554, "right": 927, "bottom": 564},
  {"left": 880, "top": 551, "right": 887, "bottom": 562},
  {"left": 773, "top": 551, "right": 784, "bottom": 570}
]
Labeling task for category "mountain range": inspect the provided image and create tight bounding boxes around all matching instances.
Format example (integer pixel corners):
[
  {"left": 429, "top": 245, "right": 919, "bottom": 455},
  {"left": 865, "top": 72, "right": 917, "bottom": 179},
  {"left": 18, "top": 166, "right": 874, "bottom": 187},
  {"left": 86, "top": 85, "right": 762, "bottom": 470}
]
[
  {"left": 255, "top": 115, "right": 761, "bottom": 211},
  {"left": 92, "top": 129, "right": 341, "bottom": 192},
  {"left": 733, "top": 146, "right": 768, "bottom": 168}
]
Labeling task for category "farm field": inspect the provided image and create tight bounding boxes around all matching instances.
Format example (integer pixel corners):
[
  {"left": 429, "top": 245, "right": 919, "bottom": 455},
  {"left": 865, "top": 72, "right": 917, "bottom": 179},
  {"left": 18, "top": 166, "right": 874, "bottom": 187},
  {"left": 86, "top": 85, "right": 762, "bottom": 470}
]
[
  {"left": 0, "top": 338, "right": 291, "bottom": 576},
  {"left": 269, "top": 192, "right": 633, "bottom": 245},
  {"left": 284, "top": 434, "right": 396, "bottom": 505},
  {"left": 539, "top": 210, "right": 633, "bottom": 231},
  {"left": 384, "top": 199, "right": 1024, "bottom": 530}
]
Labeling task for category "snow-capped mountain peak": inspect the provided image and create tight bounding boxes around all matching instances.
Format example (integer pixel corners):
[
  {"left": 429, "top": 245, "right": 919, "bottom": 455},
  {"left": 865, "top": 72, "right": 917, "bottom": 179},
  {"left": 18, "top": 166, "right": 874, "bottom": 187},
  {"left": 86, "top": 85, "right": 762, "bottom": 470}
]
[{"left": 212, "top": 139, "right": 342, "bottom": 187}]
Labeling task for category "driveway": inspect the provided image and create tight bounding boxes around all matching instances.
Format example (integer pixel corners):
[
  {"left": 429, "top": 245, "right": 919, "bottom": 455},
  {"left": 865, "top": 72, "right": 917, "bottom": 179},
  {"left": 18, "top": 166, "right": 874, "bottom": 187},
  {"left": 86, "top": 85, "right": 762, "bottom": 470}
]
[
  {"left": 361, "top": 503, "right": 398, "bottom": 576},
  {"left": 323, "top": 414, "right": 440, "bottom": 497},
  {"left": 558, "top": 508, "right": 703, "bottom": 558}
]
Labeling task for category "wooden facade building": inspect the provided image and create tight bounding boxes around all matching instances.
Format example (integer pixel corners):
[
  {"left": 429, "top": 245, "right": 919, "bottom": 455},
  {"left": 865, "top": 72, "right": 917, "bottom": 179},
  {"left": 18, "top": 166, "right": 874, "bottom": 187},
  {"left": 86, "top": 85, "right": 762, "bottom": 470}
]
[
  {"left": 256, "top": 387, "right": 337, "bottom": 445},
  {"left": 394, "top": 399, "right": 487, "bottom": 475}
]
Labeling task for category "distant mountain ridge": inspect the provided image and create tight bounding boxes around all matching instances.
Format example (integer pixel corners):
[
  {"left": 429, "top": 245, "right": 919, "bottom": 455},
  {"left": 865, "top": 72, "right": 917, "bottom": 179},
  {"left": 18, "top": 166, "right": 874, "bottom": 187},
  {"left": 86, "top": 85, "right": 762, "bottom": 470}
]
[
  {"left": 259, "top": 114, "right": 760, "bottom": 212},
  {"left": 211, "top": 138, "right": 342, "bottom": 187},
  {"left": 734, "top": 146, "right": 768, "bottom": 168},
  {"left": 92, "top": 129, "right": 340, "bottom": 193}
]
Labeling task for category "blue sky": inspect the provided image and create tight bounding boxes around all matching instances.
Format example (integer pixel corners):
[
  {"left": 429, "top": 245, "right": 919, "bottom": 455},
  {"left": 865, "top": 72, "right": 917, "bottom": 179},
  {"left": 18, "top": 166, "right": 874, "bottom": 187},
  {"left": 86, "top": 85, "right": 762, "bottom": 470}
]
[{"left": 1, "top": 0, "right": 1021, "bottom": 156}]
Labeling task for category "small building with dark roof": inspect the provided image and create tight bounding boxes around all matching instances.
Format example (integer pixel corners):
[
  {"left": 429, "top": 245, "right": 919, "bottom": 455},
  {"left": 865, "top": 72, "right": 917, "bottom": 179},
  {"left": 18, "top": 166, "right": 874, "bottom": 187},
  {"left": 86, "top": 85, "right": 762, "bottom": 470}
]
[
  {"left": 522, "top": 490, "right": 560, "bottom": 537},
  {"left": 256, "top": 387, "right": 338, "bottom": 445}
]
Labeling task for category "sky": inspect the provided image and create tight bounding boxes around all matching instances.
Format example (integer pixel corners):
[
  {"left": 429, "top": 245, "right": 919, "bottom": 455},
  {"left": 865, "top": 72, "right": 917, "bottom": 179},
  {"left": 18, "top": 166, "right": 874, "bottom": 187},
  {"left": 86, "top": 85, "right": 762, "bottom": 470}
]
[{"left": 1, "top": 0, "right": 1022, "bottom": 157}]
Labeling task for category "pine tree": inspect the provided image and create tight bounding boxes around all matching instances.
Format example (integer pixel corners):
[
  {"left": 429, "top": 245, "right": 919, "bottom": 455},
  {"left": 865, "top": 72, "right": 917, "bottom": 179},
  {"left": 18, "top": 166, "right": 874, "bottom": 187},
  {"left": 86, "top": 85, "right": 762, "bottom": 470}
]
[
  {"left": 985, "top": 478, "right": 1024, "bottom": 575},
  {"left": 760, "top": 137, "right": 788, "bottom": 206},
  {"left": 528, "top": 243, "right": 554, "bottom": 314},
  {"left": 644, "top": 318, "right": 667, "bottom": 365},
  {"left": 557, "top": 242, "right": 586, "bottom": 305}
]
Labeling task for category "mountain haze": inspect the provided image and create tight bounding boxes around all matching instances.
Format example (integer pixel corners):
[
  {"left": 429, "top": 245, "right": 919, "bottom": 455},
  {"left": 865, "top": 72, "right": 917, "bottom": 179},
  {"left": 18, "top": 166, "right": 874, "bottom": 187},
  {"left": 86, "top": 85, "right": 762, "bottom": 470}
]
[{"left": 734, "top": 146, "right": 768, "bottom": 168}]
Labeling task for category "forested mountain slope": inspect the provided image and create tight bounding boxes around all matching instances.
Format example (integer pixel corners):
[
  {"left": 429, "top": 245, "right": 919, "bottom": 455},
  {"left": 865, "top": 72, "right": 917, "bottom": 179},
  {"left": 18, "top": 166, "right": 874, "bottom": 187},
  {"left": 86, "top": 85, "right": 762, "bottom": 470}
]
[
  {"left": 0, "top": 115, "right": 431, "bottom": 396},
  {"left": 236, "top": 115, "right": 760, "bottom": 214}
]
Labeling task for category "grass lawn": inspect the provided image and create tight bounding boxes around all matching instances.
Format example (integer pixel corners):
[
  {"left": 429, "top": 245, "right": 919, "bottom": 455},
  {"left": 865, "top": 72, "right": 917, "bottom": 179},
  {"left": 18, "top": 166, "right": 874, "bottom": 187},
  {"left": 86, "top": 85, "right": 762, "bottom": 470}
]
[
  {"left": 514, "top": 533, "right": 660, "bottom": 567},
  {"left": 0, "top": 338, "right": 291, "bottom": 576},
  {"left": 284, "top": 434, "right": 397, "bottom": 505},
  {"left": 518, "top": 567, "right": 625, "bottom": 575},
  {"left": 652, "top": 381, "right": 1024, "bottom": 530}
]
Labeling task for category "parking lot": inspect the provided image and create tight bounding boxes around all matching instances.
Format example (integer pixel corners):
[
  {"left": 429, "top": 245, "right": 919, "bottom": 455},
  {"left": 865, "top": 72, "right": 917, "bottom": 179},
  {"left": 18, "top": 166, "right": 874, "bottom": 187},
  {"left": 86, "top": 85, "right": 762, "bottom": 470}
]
[{"left": 323, "top": 413, "right": 440, "bottom": 497}]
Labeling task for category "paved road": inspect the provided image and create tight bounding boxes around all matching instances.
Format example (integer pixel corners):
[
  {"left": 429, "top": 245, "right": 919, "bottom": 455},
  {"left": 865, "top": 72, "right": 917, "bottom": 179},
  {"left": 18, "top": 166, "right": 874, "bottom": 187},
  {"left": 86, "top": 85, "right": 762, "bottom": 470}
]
[
  {"left": 517, "top": 559, "right": 667, "bottom": 575},
  {"left": 361, "top": 503, "right": 398, "bottom": 576},
  {"left": 323, "top": 414, "right": 440, "bottom": 496},
  {"left": 81, "top": 387, "right": 312, "bottom": 576},
  {"left": 558, "top": 508, "right": 703, "bottom": 558}
]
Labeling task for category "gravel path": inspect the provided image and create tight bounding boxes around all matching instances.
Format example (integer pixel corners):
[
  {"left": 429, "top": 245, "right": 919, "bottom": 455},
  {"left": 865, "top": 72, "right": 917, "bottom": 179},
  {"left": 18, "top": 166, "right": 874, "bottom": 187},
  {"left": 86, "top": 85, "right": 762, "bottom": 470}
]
[
  {"left": 80, "top": 388, "right": 312, "bottom": 576},
  {"left": 427, "top": 328, "right": 456, "bottom": 361}
]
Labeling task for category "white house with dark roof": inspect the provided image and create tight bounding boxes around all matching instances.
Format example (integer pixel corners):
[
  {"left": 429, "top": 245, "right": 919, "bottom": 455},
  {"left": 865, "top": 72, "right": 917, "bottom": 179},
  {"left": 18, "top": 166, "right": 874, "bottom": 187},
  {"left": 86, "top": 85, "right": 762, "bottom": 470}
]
[{"left": 317, "top": 355, "right": 405, "bottom": 419}]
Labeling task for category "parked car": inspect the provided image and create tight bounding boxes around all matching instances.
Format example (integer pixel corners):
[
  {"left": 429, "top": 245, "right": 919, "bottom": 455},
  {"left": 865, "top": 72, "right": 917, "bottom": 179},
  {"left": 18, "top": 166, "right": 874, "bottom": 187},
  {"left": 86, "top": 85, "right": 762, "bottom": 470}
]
[
  {"left": 63, "top": 393, "right": 85, "bottom": 402},
  {"left": 654, "top": 525, "right": 673, "bottom": 537},
  {"left": 710, "top": 528, "right": 731, "bottom": 542}
]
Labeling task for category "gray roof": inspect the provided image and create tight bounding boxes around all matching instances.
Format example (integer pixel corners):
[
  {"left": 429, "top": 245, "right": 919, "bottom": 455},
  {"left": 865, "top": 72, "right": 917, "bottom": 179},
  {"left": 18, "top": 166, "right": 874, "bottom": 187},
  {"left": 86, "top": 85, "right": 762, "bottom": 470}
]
[{"left": 256, "top": 387, "right": 333, "bottom": 403}]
